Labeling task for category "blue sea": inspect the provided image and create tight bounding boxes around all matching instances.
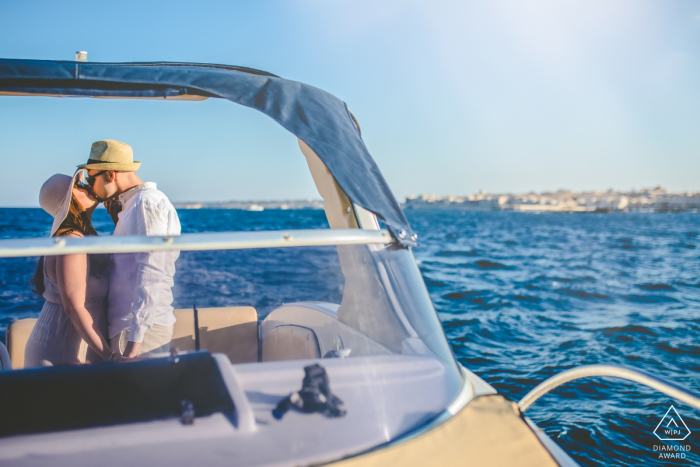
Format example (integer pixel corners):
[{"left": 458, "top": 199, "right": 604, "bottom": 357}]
[{"left": 1, "top": 208, "right": 698, "bottom": 466}]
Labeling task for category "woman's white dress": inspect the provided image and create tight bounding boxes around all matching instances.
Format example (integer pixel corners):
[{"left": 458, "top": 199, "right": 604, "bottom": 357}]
[{"left": 24, "top": 254, "right": 109, "bottom": 367}]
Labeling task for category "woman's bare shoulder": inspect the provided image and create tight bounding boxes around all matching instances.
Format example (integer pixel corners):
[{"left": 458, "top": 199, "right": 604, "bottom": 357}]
[{"left": 56, "top": 233, "right": 88, "bottom": 264}]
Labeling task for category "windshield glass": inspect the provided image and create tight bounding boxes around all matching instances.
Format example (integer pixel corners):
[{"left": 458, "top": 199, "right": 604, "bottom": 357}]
[{"left": 0, "top": 207, "right": 462, "bottom": 464}]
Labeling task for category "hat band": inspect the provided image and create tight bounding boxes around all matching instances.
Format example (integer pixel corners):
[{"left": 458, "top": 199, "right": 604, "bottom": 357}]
[{"left": 85, "top": 159, "right": 128, "bottom": 165}]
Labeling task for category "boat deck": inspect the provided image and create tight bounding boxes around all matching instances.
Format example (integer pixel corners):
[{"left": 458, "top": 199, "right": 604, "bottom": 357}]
[{"left": 0, "top": 354, "right": 457, "bottom": 467}]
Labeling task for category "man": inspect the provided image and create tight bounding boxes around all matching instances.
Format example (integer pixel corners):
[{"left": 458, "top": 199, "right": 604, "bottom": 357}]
[{"left": 79, "top": 140, "right": 181, "bottom": 358}]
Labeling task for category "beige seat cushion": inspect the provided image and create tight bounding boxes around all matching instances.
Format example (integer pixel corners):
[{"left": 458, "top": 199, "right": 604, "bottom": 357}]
[
  {"left": 171, "top": 307, "right": 258, "bottom": 364},
  {"left": 7, "top": 318, "right": 37, "bottom": 370},
  {"left": 262, "top": 325, "right": 321, "bottom": 362},
  {"left": 6, "top": 308, "right": 259, "bottom": 368}
]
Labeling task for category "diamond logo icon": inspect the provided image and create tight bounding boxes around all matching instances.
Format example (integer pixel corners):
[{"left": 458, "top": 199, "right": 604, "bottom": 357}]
[{"left": 654, "top": 405, "right": 691, "bottom": 441}]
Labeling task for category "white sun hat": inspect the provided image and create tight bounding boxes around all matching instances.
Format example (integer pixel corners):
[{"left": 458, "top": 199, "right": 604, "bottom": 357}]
[{"left": 39, "top": 170, "right": 85, "bottom": 236}]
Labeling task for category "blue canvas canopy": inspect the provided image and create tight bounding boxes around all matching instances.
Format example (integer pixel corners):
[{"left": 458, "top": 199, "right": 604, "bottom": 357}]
[{"left": 0, "top": 59, "right": 416, "bottom": 246}]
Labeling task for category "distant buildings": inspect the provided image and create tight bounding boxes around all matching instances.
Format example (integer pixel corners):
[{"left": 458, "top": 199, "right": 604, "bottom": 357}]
[
  {"left": 174, "top": 199, "right": 324, "bottom": 210},
  {"left": 173, "top": 187, "right": 700, "bottom": 213},
  {"left": 404, "top": 186, "right": 700, "bottom": 212}
]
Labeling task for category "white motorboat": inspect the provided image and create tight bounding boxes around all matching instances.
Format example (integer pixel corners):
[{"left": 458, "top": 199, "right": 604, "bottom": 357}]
[{"left": 0, "top": 57, "right": 698, "bottom": 467}]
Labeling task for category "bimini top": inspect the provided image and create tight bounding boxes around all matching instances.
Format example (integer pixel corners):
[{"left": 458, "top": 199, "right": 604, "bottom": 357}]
[{"left": 0, "top": 58, "right": 416, "bottom": 246}]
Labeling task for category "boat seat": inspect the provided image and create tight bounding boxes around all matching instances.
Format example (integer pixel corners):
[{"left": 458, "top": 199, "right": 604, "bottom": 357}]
[
  {"left": 6, "top": 318, "right": 37, "bottom": 370},
  {"left": 171, "top": 307, "right": 258, "bottom": 364},
  {"left": 5, "top": 307, "right": 259, "bottom": 369},
  {"left": 262, "top": 325, "right": 321, "bottom": 362}
]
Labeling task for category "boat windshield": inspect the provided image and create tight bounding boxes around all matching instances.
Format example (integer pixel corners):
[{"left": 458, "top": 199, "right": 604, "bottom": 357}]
[{"left": 0, "top": 231, "right": 463, "bottom": 464}]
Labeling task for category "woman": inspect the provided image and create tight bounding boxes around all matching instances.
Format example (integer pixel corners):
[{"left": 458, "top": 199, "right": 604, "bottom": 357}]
[{"left": 24, "top": 171, "right": 113, "bottom": 367}]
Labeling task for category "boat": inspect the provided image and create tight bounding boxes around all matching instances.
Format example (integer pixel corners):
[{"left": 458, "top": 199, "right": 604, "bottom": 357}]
[{"left": 0, "top": 56, "right": 699, "bottom": 467}]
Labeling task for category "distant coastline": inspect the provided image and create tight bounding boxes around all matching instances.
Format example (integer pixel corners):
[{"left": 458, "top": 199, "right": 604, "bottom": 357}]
[
  {"left": 172, "top": 199, "right": 324, "bottom": 211},
  {"left": 171, "top": 186, "right": 700, "bottom": 213},
  {"left": 404, "top": 186, "right": 700, "bottom": 212}
]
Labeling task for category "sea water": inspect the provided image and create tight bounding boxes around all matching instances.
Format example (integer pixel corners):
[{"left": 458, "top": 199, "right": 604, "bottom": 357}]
[{"left": 0, "top": 208, "right": 698, "bottom": 466}]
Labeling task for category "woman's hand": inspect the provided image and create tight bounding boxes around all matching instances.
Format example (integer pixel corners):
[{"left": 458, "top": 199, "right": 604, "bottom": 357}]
[{"left": 102, "top": 348, "right": 116, "bottom": 361}]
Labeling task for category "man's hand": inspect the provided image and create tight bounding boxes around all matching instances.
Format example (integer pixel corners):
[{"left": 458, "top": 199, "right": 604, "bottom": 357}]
[
  {"left": 103, "top": 197, "right": 122, "bottom": 226},
  {"left": 123, "top": 341, "right": 142, "bottom": 358}
]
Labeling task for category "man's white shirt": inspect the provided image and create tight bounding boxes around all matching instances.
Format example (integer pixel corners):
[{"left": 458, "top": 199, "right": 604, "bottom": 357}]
[{"left": 108, "top": 182, "right": 181, "bottom": 342}]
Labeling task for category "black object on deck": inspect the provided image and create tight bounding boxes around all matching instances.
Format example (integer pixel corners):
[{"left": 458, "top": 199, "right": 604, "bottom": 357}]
[
  {"left": 194, "top": 304, "right": 201, "bottom": 351},
  {"left": 273, "top": 364, "right": 346, "bottom": 420},
  {"left": 0, "top": 351, "right": 234, "bottom": 438}
]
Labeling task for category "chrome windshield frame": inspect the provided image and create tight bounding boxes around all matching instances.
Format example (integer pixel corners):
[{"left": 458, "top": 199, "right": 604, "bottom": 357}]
[{"left": 0, "top": 229, "right": 393, "bottom": 258}]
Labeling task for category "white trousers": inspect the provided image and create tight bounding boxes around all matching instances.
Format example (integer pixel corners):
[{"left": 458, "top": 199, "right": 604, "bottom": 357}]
[{"left": 110, "top": 324, "right": 174, "bottom": 358}]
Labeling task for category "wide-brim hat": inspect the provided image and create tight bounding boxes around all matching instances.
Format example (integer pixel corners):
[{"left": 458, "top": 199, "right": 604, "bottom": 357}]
[
  {"left": 77, "top": 139, "right": 141, "bottom": 172},
  {"left": 39, "top": 170, "right": 85, "bottom": 236}
]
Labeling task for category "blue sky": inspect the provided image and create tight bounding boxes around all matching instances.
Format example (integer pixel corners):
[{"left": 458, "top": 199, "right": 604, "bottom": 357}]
[{"left": 1, "top": 1, "right": 699, "bottom": 206}]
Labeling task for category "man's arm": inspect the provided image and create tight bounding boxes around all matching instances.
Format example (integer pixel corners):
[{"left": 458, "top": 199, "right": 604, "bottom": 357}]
[{"left": 123, "top": 199, "right": 170, "bottom": 358}]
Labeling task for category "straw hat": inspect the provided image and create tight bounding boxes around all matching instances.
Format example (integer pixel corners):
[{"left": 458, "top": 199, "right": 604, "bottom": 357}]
[
  {"left": 39, "top": 171, "right": 84, "bottom": 236},
  {"left": 77, "top": 140, "right": 141, "bottom": 172}
]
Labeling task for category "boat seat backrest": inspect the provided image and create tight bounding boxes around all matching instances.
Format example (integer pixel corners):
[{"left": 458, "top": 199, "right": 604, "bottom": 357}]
[
  {"left": 262, "top": 325, "right": 321, "bottom": 362},
  {"left": 171, "top": 307, "right": 258, "bottom": 364},
  {"left": 6, "top": 318, "right": 37, "bottom": 370},
  {"left": 5, "top": 307, "right": 259, "bottom": 369}
]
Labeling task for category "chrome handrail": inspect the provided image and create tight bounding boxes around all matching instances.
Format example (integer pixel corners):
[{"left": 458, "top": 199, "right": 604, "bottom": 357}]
[
  {"left": 0, "top": 229, "right": 392, "bottom": 258},
  {"left": 518, "top": 364, "right": 700, "bottom": 412}
]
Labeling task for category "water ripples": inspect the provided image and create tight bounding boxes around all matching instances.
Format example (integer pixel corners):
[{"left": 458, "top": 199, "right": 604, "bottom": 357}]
[{"left": 408, "top": 210, "right": 700, "bottom": 466}]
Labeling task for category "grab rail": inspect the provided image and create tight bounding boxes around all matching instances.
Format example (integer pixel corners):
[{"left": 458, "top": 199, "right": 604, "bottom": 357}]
[
  {"left": 518, "top": 365, "right": 700, "bottom": 412},
  {"left": 0, "top": 229, "right": 392, "bottom": 258}
]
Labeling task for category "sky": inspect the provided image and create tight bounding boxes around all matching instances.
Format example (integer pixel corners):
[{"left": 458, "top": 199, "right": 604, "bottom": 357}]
[{"left": 1, "top": 1, "right": 699, "bottom": 206}]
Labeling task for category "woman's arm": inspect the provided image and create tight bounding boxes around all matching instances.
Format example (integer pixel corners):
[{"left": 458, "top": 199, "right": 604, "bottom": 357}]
[{"left": 56, "top": 251, "right": 112, "bottom": 361}]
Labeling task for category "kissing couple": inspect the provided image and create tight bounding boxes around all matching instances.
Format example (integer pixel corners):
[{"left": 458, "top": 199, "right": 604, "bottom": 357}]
[{"left": 24, "top": 140, "right": 181, "bottom": 367}]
